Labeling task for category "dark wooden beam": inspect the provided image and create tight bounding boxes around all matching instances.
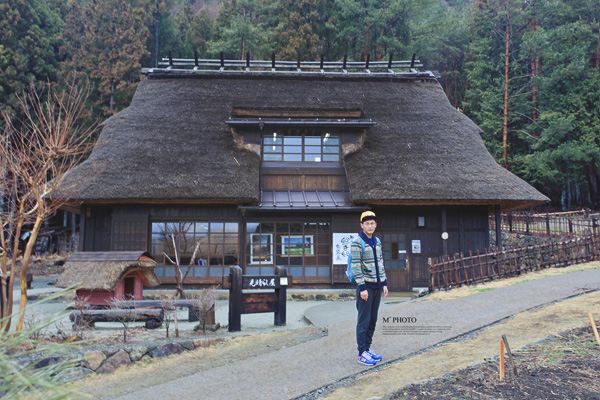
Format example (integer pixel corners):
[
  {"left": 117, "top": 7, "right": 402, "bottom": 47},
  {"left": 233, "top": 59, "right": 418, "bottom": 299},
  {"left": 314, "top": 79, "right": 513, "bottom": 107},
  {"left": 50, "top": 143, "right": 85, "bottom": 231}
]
[
  {"left": 441, "top": 207, "right": 448, "bottom": 256},
  {"left": 495, "top": 204, "right": 502, "bottom": 249}
]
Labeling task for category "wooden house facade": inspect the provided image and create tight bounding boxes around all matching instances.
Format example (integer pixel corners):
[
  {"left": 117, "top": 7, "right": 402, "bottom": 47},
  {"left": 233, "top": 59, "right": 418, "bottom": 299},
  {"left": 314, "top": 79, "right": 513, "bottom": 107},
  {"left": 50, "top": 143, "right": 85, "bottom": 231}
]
[{"left": 56, "top": 58, "right": 549, "bottom": 291}]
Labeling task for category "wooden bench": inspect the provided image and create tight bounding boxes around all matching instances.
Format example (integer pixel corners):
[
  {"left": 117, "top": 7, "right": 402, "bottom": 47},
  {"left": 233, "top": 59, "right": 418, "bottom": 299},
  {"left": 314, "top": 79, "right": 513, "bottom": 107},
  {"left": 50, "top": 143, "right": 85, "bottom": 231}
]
[
  {"left": 69, "top": 309, "right": 164, "bottom": 329},
  {"left": 112, "top": 300, "right": 213, "bottom": 323}
]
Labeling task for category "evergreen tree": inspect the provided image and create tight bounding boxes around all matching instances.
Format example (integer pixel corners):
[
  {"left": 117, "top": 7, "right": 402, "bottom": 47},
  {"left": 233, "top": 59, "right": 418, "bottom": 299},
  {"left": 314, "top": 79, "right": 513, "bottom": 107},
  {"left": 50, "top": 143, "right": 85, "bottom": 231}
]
[
  {"left": 210, "top": 0, "right": 271, "bottom": 59},
  {"left": 273, "top": 0, "right": 335, "bottom": 60},
  {"left": 60, "top": 0, "right": 152, "bottom": 116},
  {"left": 0, "top": 0, "right": 63, "bottom": 122},
  {"left": 515, "top": 0, "right": 600, "bottom": 207}
]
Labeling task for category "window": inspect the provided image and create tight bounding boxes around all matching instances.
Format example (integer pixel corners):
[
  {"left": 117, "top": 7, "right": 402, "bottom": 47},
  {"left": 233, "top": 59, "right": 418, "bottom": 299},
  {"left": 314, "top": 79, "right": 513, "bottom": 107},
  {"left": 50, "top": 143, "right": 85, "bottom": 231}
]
[
  {"left": 150, "top": 221, "right": 239, "bottom": 277},
  {"left": 262, "top": 131, "right": 340, "bottom": 162},
  {"left": 246, "top": 221, "right": 331, "bottom": 280}
]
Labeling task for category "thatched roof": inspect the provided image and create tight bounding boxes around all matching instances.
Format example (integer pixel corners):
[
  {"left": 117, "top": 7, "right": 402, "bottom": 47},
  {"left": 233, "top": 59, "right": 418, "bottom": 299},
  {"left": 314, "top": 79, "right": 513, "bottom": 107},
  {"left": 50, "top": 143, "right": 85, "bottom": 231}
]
[
  {"left": 56, "top": 251, "right": 159, "bottom": 291},
  {"left": 56, "top": 72, "right": 548, "bottom": 209}
]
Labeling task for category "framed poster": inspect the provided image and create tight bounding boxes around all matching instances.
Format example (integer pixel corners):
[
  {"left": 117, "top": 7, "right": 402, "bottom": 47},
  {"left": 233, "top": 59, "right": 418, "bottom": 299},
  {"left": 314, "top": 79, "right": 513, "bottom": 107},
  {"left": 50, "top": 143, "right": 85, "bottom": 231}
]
[
  {"left": 250, "top": 233, "right": 273, "bottom": 264},
  {"left": 281, "top": 235, "right": 314, "bottom": 256},
  {"left": 411, "top": 239, "right": 421, "bottom": 254},
  {"left": 333, "top": 233, "right": 359, "bottom": 265}
]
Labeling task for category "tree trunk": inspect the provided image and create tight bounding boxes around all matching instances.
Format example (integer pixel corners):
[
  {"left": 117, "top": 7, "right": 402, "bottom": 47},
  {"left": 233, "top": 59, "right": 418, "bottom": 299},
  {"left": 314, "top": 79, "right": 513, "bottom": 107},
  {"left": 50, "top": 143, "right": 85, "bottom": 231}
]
[
  {"left": 154, "top": 0, "right": 160, "bottom": 68},
  {"left": 239, "top": 35, "right": 245, "bottom": 60},
  {"left": 530, "top": 17, "right": 539, "bottom": 136},
  {"left": 109, "top": 82, "right": 115, "bottom": 114},
  {"left": 3, "top": 202, "right": 26, "bottom": 332},
  {"left": 502, "top": 3, "right": 511, "bottom": 169},
  {"left": 15, "top": 204, "right": 45, "bottom": 332}
]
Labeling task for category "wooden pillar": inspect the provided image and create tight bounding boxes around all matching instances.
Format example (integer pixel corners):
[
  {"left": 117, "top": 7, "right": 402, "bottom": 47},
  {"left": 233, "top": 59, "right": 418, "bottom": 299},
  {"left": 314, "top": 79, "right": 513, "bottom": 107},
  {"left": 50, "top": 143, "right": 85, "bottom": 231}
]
[
  {"left": 495, "top": 205, "right": 502, "bottom": 249},
  {"left": 78, "top": 205, "right": 86, "bottom": 252},
  {"left": 274, "top": 266, "right": 287, "bottom": 326},
  {"left": 441, "top": 207, "right": 448, "bottom": 256},
  {"left": 458, "top": 209, "right": 465, "bottom": 253},
  {"left": 228, "top": 265, "right": 242, "bottom": 332},
  {"left": 239, "top": 211, "right": 247, "bottom": 271}
]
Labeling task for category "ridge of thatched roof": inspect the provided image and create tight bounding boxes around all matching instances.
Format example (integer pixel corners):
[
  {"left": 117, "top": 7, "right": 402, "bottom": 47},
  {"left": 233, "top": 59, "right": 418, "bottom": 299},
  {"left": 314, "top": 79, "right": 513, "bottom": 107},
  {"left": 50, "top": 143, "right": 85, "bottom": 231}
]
[
  {"left": 56, "top": 75, "right": 548, "bottom": 208},
  {"left": 56, "top": 251, "right": 159, "bottom": 291}
]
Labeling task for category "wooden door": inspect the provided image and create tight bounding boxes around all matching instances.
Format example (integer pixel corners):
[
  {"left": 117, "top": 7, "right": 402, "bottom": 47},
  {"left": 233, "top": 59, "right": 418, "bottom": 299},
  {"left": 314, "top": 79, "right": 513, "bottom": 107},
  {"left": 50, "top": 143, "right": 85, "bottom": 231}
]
[
  {"left": 409, "top": 255, "right": 430, "bottom": 288},
  {"left": 381, "top": 233, "right": 410, "bottom": 291}
]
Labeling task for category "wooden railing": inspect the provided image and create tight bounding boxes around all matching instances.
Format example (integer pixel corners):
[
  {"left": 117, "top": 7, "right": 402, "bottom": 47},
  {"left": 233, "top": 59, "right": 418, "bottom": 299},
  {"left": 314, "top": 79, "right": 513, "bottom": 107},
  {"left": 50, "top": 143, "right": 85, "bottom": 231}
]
[
  {"left": 489, "top": 210, "right": 600, "bottom": 237},
  {"left": 429, "top": 233, "right": 600, "bottom": 291}
]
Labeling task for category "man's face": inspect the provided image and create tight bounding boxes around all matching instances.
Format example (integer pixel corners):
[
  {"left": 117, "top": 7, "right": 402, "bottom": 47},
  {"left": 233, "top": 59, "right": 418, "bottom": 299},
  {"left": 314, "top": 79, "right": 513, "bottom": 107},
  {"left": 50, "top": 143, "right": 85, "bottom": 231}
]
[{"left": 361, "top": 219, "right": 377, "bottom": 235}]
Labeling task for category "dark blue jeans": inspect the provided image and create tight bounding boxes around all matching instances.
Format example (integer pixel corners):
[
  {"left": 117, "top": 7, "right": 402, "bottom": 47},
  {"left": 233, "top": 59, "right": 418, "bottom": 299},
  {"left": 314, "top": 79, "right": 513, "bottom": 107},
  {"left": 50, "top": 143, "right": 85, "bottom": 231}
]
[{"left": 356, "top": 287, "right": 382, "bottom": 355}]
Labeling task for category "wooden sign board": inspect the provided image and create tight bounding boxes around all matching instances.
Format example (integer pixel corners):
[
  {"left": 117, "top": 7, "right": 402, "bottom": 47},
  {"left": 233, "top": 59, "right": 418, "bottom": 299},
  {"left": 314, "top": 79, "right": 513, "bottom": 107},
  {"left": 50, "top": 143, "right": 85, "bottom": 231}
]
[{"left": 241, "top": 293, "right": 277, "bottom": 313}]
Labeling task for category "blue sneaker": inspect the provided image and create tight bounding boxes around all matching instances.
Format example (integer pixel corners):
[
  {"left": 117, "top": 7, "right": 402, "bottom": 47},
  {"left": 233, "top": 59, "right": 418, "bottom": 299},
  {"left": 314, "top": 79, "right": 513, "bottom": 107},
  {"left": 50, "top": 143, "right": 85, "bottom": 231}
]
[
  {"left": 367, "top": 349, "right": 382, "bottom": 361},
  {"left": 357, "top": 351, "right": 377, "bottom": 366}
]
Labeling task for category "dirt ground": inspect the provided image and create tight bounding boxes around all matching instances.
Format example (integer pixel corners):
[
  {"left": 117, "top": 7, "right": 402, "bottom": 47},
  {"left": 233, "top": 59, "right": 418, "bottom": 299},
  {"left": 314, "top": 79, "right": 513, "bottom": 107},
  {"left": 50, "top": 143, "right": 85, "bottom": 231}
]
[
  {"left": 393, "top": 326, "right": 600, "bottom": 400},
  {"left": 319, "top": 288, "right": 600, "bottom": 400}
]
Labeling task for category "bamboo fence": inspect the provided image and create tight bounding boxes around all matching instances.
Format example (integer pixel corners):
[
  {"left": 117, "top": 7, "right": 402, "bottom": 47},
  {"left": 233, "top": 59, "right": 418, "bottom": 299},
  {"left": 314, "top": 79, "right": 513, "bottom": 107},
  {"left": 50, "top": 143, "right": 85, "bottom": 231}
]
[{"left": 429, "top": 233, "right": 600, "bottom": 291}]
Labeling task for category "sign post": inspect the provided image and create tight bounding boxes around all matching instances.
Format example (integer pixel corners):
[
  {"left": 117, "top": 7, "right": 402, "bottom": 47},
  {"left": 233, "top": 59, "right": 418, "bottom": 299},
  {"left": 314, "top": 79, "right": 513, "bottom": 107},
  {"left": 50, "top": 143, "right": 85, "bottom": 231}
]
[{"left": 228, "top": 265, "right": 288, "bottom": 332}]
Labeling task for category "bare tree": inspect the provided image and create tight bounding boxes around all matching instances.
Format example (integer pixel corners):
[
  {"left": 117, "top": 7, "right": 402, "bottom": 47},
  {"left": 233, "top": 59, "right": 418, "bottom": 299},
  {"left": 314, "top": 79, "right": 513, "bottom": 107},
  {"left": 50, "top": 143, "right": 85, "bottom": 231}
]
[
  {"left": 161, "top": 301, "right": 174, "bottom": 338},
  {"left": 162, "top": 224, "right": 204, "bottom": 299},
  {"left": 160, "top": 299, "right": 180, "bottom": 338},
  {"left": 190, "top": 288, "right": 215, "bottom": 334},
  {"left": 0, "top": 79, "right": 96, "bottom": 332},
  {"left": 110, "top": 296, "right": 134, "bottom": 343},
  {"left": 71, "top": 294, "right": 91, "bottom": 339}
]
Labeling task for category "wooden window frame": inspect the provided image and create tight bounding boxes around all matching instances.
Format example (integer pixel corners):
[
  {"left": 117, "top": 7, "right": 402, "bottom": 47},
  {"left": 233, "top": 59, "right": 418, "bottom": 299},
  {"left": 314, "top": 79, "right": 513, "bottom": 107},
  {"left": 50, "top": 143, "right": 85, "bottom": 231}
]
[{"left": 261, "top": 131, "right": 340, "bottom": 163}]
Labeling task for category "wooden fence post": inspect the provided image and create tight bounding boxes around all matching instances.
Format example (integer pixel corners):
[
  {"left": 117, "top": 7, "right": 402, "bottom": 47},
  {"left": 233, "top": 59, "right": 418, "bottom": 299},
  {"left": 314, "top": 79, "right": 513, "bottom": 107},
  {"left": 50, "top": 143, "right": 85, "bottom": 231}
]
[
  {"left": 499, "top": 339, "right": 505, "bottom": 381},
  {"left": 568, "top": 218, "right": 573, "bottom": 235},
  {"left": 228, "top": 265, "right": 242, "bottom": 332}
]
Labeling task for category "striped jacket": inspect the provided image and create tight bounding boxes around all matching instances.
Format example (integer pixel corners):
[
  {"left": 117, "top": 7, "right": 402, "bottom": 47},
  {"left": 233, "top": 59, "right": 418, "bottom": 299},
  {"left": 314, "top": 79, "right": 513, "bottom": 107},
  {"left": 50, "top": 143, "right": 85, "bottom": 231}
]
[{"left": 350, "top": 234, "right": 387, "bottom": 289}]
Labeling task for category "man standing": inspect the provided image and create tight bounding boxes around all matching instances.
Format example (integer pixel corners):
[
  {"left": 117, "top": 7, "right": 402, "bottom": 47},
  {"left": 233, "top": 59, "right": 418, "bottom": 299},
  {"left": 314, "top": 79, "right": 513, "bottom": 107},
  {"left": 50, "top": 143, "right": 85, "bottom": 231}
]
[{"left": 352, "top": 210, "right": 388, "bottom": 366}]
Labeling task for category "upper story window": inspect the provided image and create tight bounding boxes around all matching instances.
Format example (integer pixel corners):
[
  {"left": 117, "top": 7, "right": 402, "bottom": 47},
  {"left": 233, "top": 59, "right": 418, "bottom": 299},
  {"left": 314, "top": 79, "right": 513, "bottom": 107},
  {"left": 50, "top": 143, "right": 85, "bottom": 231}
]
[{"left": 262, "top": 132, "right": 340, "bottom": 162}]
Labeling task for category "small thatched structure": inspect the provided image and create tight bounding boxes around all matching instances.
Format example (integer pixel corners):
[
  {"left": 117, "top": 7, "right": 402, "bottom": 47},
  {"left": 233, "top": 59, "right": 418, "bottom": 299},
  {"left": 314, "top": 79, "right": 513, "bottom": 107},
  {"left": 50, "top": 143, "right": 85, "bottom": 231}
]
[{"left": 57, "top": 251, "right": 159, "bottom": 306}]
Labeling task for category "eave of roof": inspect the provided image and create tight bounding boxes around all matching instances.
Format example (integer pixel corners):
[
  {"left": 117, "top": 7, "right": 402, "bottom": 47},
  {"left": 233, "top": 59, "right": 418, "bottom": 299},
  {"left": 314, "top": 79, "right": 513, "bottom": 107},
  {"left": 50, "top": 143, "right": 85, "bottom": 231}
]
[{"left": 225, "top": 117, "right": 376, "bottom": 127}]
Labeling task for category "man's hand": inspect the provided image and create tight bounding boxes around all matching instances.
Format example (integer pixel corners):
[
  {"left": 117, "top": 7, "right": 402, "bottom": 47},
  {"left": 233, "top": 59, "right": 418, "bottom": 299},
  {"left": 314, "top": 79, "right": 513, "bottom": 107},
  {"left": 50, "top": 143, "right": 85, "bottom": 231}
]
[
  {"left": 383, "top": 286, "right": 388, "bottom": 297},
  {"left": 360, "top": 290, "right": 368, "bottom": 301}
]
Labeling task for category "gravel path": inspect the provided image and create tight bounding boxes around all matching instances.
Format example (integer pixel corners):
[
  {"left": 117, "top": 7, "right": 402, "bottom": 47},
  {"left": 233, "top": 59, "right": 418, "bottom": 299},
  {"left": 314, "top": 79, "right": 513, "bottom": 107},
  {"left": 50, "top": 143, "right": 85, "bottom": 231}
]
[{"left": 111, "top": 269, "right": 600, "bottom": 400}]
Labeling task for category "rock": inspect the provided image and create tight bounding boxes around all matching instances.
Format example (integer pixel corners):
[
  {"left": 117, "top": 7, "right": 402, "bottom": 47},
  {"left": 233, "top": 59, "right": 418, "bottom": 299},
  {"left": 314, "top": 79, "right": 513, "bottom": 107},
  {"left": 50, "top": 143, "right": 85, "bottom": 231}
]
[
  {"left": 193, "top": 323, "right": 220, "bottom": 332},
  {"left": 128, "top": 345, "right": 148, "bottom": 362},
  {"left": 57, "top": 366, "right": 93, "bottom": 383},
  {"left": 180, "top": 340, "right": 195, "bottom": 351},
  {"left": 149, "top": 343, "right": 185, "bottom": 358},
  {"left": 315, "top": 294, "right": 327, "bottom": 301},
  {"left": 83, "top": 351, "right": 106, "bottom": 371},
  {"left": 34, "top": 355, "right": 63, "bottom": 369},
  {"left": 95, "top": 350, "right": 130, "bottom": 374}
]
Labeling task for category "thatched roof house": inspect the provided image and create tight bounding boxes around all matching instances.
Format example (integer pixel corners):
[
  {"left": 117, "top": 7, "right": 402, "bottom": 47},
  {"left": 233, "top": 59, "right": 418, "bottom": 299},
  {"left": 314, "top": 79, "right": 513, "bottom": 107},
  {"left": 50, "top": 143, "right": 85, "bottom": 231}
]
[
  {"left": 55, "top": 58, "right": 549, "bottom": 291},
  {"left": 57, "top": 72, "right": 547, "bottom": 209},
  {"left": 57, "top": 252, "right": 159, "bottom": 305}
]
